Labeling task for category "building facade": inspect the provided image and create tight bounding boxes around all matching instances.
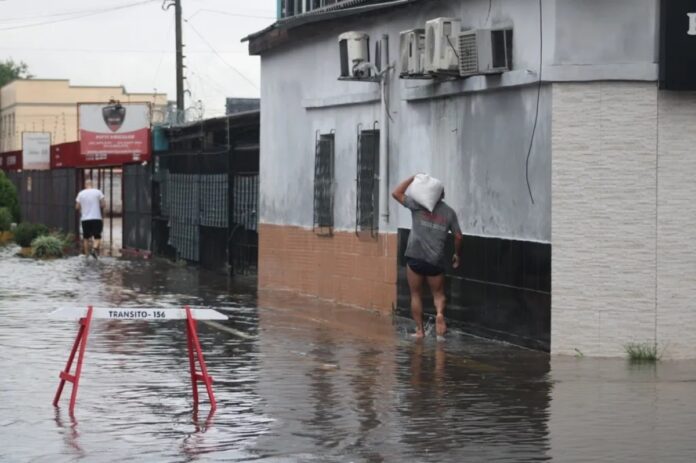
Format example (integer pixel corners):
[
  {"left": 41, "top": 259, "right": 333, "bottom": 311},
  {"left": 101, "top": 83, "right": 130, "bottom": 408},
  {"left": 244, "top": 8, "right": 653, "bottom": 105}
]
[
  {"left": 0, "top": 79, "right": 167, "bottom": 153},
  {"left": 248, "top": 0, "right": 696, "bottom": 359}
]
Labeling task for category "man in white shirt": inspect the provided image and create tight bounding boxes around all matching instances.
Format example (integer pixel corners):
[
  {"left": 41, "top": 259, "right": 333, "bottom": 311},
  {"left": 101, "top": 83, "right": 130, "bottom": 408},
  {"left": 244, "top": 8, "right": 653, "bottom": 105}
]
[{"left": 75, "top": 180, "right": 105, "bottom": 258}]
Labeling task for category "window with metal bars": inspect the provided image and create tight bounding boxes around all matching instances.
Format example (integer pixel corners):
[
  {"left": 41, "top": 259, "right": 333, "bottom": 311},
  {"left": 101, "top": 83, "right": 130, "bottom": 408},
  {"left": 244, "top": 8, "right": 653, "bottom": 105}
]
[
  {"left": 356, "top": 127, "right": 380, "bottom": 237},
  {"left": 313, "top": 132, "right": 335, "bottom": 234}
]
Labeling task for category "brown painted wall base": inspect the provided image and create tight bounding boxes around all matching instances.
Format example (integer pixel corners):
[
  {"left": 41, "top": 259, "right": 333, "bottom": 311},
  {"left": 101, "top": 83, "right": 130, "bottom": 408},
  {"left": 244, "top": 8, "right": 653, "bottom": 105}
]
[{"left": 258, "top": 224, "right": 398, "bottom": 314}]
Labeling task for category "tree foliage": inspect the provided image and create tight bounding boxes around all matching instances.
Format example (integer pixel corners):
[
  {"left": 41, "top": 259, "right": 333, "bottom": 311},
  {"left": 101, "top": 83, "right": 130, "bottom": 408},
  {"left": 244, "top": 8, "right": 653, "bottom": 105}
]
[
  {"left": 0, "top": 59, "right": 32, "bottom": 88},
  {"left": 0, "top": 171, "right": 20, "bottom": 222}
]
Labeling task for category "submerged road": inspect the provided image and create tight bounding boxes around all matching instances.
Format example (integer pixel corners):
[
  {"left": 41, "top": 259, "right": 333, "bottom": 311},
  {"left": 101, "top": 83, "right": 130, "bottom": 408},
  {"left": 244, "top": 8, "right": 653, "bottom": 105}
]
[{"left": 1, "top": 246, "right": 695, "bottom": 462}]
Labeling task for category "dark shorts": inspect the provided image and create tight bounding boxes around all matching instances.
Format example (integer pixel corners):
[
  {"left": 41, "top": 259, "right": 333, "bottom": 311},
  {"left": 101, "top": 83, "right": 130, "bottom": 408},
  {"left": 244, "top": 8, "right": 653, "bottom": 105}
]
[
  {"left": 81, "top": 219, "right": 103, "bottom": 239},
  {"left": 406, "top": 257, "right": 444, "bottom": 277}
]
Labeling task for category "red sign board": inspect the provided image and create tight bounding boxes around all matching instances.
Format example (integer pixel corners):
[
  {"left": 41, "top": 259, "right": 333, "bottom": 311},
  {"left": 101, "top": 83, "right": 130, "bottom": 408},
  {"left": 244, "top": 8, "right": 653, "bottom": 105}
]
[
  {"left": 0, "top": 150, "right": 22, "bottom": 172},
  {"left": 51, "top": 141, "right": 149, "bottom": 168},
  {"left": 78, "top": 103, "right": 151, "bottom": 163}
]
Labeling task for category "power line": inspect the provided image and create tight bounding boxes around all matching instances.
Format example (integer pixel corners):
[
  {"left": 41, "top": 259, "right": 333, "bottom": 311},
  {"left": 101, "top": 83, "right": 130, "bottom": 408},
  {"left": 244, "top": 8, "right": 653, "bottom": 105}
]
[
  {"left": 0, "top": 0, "right": 154, "bottom": 23},
  {"left": 187, "top": 8, "right": 275, "bottom": 20},
  {"left": 0, "top": 0, "right": 159, "bottom": 32},
  {"left": 184, "top": 20, "right": 258, "bottom": 90},
  {"left": 152, "top": 20, "right": 175, "bottom": 92},
  {"left": 0, "top": 46, "right": 247, "bottom": 54}
]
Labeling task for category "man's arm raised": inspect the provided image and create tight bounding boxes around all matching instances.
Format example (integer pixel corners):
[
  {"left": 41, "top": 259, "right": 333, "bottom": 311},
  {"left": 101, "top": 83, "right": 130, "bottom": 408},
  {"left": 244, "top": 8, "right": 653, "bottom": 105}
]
[{"left": 391, "top": 175, "right": 415, "bottom": 205}]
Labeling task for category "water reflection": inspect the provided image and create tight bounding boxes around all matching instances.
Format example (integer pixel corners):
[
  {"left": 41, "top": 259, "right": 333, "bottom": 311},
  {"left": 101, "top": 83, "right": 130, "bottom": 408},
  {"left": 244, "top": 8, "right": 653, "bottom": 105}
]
[{"left": 54, "top": 408, "right": 83, "bottom": 458}]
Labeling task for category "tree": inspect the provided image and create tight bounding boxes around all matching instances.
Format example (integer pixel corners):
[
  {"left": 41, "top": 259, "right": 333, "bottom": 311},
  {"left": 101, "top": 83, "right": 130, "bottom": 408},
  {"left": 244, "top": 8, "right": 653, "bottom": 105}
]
[
  {"left": 0, "top": 170, "right": 20, "bottom": 222},
  {"left": 0, "top": 59, "right": 32, "bottom": 88}
]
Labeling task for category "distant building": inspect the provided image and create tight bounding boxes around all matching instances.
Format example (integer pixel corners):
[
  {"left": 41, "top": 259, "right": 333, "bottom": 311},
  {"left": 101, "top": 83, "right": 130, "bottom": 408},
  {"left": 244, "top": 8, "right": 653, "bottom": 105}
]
[
  {"left": 226, "top": 98, "right": 260, "bottom": 115},
  {"left": 0, "top": 79, "right": 167, "bottom": 152}
]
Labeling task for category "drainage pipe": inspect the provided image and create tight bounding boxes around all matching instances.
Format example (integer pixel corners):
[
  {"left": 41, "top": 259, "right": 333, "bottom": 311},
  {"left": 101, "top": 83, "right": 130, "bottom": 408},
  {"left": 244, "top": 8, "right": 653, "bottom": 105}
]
[{"left": 379, "top": 34, "right": 390, "bottom": 226}]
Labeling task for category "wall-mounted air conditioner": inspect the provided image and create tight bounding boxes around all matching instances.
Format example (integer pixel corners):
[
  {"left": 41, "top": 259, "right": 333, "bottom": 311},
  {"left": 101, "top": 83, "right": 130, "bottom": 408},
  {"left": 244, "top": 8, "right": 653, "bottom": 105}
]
[
  {"left": 424, "top": 17, "right": 461, "bottom": 74},
  {"left": 338, "top": 31, "right": 371, "bottom": 78},
  {"left": 457, "top": 28, "right": 513, "bottom": 77},
  {"left": 399, "top": 28, "right": 426, "bottom": 76}
]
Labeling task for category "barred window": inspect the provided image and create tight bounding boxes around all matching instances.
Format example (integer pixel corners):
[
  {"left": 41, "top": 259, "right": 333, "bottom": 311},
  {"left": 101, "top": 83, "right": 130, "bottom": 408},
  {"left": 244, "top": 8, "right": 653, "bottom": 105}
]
[
  {"left": 313, "top": 133, "right": 335, "bottom": 233},
  {"left": 356, "top": 128, "right": 379, "bottom": 236}
]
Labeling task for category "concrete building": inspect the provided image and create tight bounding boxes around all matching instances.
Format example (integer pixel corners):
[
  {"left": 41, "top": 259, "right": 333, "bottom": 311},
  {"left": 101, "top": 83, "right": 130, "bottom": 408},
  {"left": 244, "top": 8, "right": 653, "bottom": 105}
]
[
  {"left": 0, "top": 79, "right": 167, "bottom": 153},
  {"left": 226, "top": 97, "right": 260, "bottom": 115},
  {"left": 246, "top": 0, "right": 696, "bottom": 359}
]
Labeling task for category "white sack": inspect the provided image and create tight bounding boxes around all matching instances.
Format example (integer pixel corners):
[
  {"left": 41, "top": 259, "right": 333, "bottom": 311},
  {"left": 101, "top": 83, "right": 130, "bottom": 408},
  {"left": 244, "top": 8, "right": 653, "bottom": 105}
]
[{"left": 405, "top": 173, "right": 443, "bottom": 212}]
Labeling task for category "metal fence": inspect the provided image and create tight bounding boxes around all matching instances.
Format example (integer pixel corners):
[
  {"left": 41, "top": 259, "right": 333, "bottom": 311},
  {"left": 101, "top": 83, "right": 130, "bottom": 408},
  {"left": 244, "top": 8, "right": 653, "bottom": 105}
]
[
  {"left": 230, "top": 173, "right": 258, "bottom": 274},
  {"left": 152, "top": 151, "right": 258, "bottom": 274},
  {"left": 123, "top": 163, "right": 152, "bottom": 251},
  {"left": 9, "top": 169, "right": 78, "bottom": 236}
]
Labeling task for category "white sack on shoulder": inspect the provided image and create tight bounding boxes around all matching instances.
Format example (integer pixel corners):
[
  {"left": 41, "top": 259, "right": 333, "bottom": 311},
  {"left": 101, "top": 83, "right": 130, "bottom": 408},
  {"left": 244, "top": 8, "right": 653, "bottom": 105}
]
[{"left": 405, "top": 174, "right": 444, "bottom": 212}]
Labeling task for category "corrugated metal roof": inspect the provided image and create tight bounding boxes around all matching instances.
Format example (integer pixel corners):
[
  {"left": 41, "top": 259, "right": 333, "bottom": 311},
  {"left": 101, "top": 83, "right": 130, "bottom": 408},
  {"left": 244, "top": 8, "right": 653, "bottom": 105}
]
[{"left": 243, "top": 0, "right": 418, "bottom": 54}]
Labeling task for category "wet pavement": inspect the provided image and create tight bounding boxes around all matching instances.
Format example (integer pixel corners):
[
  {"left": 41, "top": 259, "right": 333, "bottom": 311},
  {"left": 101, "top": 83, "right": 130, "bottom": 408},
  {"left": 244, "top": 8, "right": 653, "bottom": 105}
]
[{"left": 1, "top": 245, "right": 696, "bottom": 462}]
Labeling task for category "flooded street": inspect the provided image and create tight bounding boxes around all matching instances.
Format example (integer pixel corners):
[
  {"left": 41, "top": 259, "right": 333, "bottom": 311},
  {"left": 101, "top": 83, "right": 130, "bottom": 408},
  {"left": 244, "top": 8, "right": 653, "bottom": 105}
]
[{"left": 1, "top": 245, "right": 696, "bottom": 462}]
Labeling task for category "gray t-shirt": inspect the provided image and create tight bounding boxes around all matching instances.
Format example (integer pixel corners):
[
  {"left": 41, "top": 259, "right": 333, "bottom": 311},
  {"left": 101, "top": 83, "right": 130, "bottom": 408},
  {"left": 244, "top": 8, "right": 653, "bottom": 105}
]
[{"left": 402, "top": 195, "right": 461, "bottom": 268}]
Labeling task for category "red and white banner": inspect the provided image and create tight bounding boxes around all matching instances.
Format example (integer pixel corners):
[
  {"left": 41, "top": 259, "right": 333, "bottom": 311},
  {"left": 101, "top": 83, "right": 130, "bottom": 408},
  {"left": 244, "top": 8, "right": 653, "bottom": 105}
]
[{"left": 79, "top": 103, "right": 151, "bottom": 161}]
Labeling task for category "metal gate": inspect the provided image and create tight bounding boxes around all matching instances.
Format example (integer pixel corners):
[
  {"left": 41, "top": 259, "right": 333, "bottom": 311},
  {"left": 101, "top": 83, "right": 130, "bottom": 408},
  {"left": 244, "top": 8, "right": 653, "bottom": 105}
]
[
  {"left": 122, "top": 163, "right": 152, "bottom": 251},
  {"left": 229, "top": 173, "right": 258, "bottom": 274},
  {"left": 9, "top": 169, "right": 78, "bottom": 236}
]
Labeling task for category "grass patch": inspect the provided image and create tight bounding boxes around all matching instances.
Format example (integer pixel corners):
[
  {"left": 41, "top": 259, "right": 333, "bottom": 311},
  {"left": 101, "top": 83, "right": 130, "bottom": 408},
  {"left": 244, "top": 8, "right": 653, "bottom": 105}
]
[
  {"left": 624, "top": 342, "right": 661, "bottom": 363},
  {"left": 14, "top": 222, "right": 49, "bottom": 247},
  {"left": 31, "top": 235, "right": 64, "bottom": 259}
]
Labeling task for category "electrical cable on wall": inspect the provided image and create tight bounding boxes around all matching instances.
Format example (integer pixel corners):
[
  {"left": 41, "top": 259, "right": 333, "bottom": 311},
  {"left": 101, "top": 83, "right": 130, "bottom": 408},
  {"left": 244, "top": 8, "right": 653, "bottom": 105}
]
[{"left": 524, "top": 0, "right": 543, "bottom": 205}]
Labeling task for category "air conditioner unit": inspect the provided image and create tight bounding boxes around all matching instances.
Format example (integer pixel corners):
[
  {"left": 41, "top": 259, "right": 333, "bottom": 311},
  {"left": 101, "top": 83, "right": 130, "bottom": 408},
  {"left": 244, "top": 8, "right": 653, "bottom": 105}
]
[
  {"left": 399, "top": 28, "right": 426, "bottom": 76},
  {"left": 457, "top": 28, "right": 513, "bottom": 77},
  {"left": 338, "top": 31, "right": 371, "bottom": 78},
  {"left": 424, "top": 17, "right": 461, "bottom": 73}
]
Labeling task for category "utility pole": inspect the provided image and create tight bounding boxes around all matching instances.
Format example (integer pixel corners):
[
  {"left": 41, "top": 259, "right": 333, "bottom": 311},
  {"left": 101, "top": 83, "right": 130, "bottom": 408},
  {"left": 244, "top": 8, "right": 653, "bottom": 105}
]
[
  {"left": 175, "top": 0, "right": 184, "bottom": 117},
  {"left": 163, "top": 0, "right": 185, "bottom": 121}
]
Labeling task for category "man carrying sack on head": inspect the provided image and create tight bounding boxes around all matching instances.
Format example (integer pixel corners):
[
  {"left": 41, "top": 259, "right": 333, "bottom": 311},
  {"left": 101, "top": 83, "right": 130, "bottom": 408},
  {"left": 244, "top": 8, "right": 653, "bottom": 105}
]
[{"left": 392, "top": 174, "right": 462, "bottom": 339}]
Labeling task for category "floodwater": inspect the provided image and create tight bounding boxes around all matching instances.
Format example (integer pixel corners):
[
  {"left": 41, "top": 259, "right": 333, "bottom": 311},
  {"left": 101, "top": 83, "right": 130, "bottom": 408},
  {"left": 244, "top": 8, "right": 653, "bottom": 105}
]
[{"left": 1, "top": 246, "right": 696, "bottom": 462}]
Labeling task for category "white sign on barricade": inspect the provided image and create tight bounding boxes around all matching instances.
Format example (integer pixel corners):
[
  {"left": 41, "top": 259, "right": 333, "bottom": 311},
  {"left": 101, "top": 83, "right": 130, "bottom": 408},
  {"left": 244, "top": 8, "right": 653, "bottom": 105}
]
[{"left": 49, "top": 307, "right": 228, "bottom": 321}]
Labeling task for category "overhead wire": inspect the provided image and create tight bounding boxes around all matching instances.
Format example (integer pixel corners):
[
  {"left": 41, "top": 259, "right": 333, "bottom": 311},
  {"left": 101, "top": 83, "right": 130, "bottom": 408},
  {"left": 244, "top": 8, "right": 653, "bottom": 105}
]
[
  {"left": 0, "top": 1, "right": 155, "bottom": 23},
  {"left": 184, "top": 20, "right": 258, "bottom": 90},
  {"left": 0, "top": 0, "right": 159, "bottom": 32},
  {"left": 187, "top": 8, "right": 275, "bottom": 20}
]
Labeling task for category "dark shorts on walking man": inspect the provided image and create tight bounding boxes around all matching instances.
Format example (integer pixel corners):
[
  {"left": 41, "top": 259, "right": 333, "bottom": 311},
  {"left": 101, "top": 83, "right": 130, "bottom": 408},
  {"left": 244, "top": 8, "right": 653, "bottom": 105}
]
[
  {"left": 406, "top": 257, "right": 444, "bottom": 277},
  {"left": 81, "top": 219, "right": 103, "bottom": 239}
]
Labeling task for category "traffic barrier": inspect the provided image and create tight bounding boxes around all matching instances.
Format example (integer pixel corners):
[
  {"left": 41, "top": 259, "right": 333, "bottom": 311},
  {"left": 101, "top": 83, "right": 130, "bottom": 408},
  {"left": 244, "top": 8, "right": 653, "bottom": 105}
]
[{"left": 50, "top": 305, "right": 227, "bottom": 414}]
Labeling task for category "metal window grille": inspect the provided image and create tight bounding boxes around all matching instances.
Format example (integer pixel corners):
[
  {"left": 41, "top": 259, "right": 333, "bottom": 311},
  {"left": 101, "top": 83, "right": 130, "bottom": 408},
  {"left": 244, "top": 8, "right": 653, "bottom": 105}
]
[
  {"left": 356, "top": 127, "right": 379, "bottom": 237},
  {"left": 231, "top": 174, "right": 258, "bottom": 232},
  {"left": 230, "top": 173, "right": 259, "bottom": 274},
  {"left": 313, "top": 132, "right": 335, "bottom": 233}
]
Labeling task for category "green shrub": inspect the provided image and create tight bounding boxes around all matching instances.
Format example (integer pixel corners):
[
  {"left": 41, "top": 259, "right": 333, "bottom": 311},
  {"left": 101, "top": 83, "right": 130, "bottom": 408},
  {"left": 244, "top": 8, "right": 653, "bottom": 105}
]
[
  {"left": 14, "top": 222, "right": 49, "bottom": 247},
  {"left": 0, "top": 207, "right": 11, "bottom": 232},
  {"left": 624, "top": 342, "right": 661, "bottom": 363},
  {"left": 0, "top": 171, "right": 20, "bottom": 222},
  {"left": 31, "top": 235, "right": 64, "bottom": 258}
]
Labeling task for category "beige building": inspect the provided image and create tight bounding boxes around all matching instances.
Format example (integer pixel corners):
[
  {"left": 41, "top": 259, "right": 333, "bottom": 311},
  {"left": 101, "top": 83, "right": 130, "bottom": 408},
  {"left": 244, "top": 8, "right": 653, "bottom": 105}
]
[{"left": 0, "top": 79, "right": 167, "bottom": 152}]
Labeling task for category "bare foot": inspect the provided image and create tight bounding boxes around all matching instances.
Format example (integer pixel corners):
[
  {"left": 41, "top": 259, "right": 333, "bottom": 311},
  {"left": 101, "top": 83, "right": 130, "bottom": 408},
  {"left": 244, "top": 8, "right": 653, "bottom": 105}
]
[
  {"left": 436, "top": 314, "right": 447, "bottom": 337},
  {"left": 411, "top": 329, "right": 425, "bottom": 339}
]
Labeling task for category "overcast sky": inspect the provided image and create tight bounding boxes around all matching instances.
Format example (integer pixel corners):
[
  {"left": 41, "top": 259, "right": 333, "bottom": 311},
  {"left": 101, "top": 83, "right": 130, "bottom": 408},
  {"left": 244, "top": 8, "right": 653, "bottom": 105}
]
[{"left": 0, "top": 0, "right": 276, "bottom": 117}]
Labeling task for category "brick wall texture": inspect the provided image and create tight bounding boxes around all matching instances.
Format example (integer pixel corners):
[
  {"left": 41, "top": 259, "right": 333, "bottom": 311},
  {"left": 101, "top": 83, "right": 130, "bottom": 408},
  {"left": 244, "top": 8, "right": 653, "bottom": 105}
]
[
  {"left": 258, "top": 224, "right": 398, "bottom": 314},
  {"left": 552, "top": 82, "right": 696, "bottom": 359}
]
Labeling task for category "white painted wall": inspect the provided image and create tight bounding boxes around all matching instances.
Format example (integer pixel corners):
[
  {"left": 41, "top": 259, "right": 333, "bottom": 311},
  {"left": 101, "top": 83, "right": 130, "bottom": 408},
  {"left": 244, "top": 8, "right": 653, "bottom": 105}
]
[{"left": 258, "top": 0, "right": 659, "bottom": 242}]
